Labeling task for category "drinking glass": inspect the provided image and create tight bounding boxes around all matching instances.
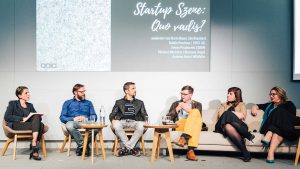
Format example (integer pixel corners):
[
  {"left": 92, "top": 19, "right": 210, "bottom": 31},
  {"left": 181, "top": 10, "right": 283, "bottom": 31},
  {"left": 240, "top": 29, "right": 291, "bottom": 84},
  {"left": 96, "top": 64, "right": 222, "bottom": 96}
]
[
  {"left": 89, "top": 115, "right": 96, "bottom": 124},
  {"left": 145, "top": 116, "right": 149, "bottom": 125},
  {"left": 162, "top": 116, "right": 171, "bottom": 125},
  {"left": 82, "top": 116, "right": 88, "bottom": 124}
]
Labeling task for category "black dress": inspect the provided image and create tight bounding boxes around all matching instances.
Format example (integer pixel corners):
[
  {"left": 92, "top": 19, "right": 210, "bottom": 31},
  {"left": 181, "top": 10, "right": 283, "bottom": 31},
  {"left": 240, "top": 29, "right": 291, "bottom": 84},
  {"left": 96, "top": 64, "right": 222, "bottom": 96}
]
[
  {"left": 215, "top": 107, "right": 249, "bottom": 137},
  {"left": 258, "top": 101, "right": 300, "bottom": 141}
]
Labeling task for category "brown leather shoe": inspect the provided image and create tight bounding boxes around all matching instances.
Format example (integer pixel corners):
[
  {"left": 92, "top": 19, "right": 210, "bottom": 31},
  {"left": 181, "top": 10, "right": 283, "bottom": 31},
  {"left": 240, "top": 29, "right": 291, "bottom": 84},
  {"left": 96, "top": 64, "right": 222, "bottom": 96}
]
[
  {"left": 175, "top": 137, "right": 186, "bottom": 147},
  {"left": 186, "top": 150, "right": 198, "bottom": 161}
]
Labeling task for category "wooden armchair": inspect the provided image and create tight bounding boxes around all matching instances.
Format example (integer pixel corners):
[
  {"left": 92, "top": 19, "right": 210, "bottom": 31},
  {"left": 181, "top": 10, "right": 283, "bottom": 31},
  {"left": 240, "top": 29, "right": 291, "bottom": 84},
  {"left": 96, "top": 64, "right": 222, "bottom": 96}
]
[
  {"left": 1, "top": 120, "right": 48, "bottom": 160},
  {"left": 110, "top": 126, "right": 146, "bottom": 156},
  {"left": 60, "top": 124, "right": 99, "bottom": 156}
]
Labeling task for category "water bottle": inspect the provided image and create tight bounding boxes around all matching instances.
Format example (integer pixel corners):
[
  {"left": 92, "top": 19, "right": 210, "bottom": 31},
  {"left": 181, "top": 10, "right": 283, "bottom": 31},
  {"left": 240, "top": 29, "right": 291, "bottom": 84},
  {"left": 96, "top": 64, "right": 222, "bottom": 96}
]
[{"left": 99, "top": 105, "right": 106, "bottom": 125}]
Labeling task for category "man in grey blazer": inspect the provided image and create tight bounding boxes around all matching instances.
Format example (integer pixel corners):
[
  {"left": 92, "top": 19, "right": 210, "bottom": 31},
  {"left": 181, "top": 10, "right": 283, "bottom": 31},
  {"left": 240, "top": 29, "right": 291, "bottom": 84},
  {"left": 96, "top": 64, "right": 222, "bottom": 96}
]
[{"left": 109, "top": 82, "right": 148, "bottom": 157}]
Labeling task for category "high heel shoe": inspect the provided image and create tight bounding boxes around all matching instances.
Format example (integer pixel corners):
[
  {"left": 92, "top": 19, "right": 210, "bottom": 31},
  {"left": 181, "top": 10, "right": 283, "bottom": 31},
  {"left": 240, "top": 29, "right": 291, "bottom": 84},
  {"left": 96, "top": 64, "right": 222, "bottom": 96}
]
[
  {"left": 261, "top": 140, "right": 270, "bottom": 151},
  {"left": 261, "top": 140, "right": 270, "bottom": 147},
  {"left": 29, "top": 146, "right": 42, "bottom": 161},
  {"left": 247, "top": 134, "right": 255, "bottom": 143},
  {"left": 266, "top": 159, "right": 275, "bottom": 163}
]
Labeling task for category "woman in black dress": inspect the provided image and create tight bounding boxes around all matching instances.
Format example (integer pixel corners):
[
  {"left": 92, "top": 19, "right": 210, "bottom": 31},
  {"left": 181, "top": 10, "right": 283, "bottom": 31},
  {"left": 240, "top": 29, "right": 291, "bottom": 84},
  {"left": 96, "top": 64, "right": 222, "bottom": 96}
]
[
  {"left": 4, "top": 86, "right": 45, "bottom": 160},
  {"left": 251, "top": 86, "right": 299, "bottom": 163},
  {"left": 215, "top": 87, "right": 254, "bottom": 162}
]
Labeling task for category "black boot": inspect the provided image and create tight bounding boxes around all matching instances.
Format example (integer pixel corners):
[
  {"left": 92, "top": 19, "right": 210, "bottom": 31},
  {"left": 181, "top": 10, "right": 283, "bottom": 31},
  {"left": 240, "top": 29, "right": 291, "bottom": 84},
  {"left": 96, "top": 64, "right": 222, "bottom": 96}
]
[
  {"left": 29, "top": 146, "right": 42, "bottom": 161},
  {"left": 227, "top": 135, "right": 251, "bottom": 162},
  {"left": 76, "top": 147, "right": 83, "bottom": 156}
]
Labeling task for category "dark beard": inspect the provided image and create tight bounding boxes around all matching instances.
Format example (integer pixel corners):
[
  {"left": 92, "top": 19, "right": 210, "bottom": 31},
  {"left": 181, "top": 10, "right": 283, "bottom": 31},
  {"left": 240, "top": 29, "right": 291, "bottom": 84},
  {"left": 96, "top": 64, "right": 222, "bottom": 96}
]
[{"left": 77, "top": 95, "right": 85, "bottom": 100}]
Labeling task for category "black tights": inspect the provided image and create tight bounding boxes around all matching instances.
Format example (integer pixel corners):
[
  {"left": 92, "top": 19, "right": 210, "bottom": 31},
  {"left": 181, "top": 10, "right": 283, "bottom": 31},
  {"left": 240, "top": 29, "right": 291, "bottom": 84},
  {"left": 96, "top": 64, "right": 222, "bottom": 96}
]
[
  {"left": 12, "top": 115, "right": 44, "bottom": 141},
  {"left": 224, "top": 123, "right": 250, "bottom": 158}
]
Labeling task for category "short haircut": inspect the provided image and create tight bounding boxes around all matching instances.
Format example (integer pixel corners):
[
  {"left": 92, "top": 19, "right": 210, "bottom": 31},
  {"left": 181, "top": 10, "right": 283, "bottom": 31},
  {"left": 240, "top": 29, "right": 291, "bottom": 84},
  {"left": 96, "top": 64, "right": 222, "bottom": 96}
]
[
  {"left": 15, "top": 86, "right": 28, "bottom": 98},
  {"left": 123, "top": 82, "right": 135, "bottom": 92},
  {"left": 181, "top": 85, "right": 194, "bottom": 94},
  {"left": 72, "top": 84, "right": 84, "bottom": 94},
  {"left": 270, "top": 86, "right": 288, "bottom": 103}
]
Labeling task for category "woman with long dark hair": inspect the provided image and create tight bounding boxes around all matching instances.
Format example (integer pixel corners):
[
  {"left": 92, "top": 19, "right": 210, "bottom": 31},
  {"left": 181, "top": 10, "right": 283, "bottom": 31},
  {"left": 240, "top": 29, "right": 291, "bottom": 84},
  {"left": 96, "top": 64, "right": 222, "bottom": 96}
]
[
  {"left": 215, "top": 87, "right": 254, "bottom": 162},
  {"left": 4, "top": 86, "right": 45, "bottom": 160}
]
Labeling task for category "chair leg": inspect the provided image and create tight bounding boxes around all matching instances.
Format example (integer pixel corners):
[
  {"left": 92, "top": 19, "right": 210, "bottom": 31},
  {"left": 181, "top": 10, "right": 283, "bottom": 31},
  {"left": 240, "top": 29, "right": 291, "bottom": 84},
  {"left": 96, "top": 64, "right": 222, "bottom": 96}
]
[
  {"left": 67, "top": 134, "right": 72, "bottom": 157},
  {"left": 1, "top": 138, "right": 14, "bottom": 156},
  {"left": 13, "top": 135, "right": 17, "bottom": 160},
  {"left": 41, "top": 135, "right": 47, "bottom": 158},
  {"left": 156, "top": 134, "right": 161, "bottom": 159},
  {"left": 295, "top": 137, "right": 300, "bottom": 166},
  {"left": 113, "top": 136, "right": 119, "bottom": 156},
  {"left": 60, "top": 136, "right": 69, "bottom": 153},
  {"left": 112, "top": 141, "right": 115, "bottom": 152},
  {"left": 140, "top": 135, "right": 146, "bottom": 156}
]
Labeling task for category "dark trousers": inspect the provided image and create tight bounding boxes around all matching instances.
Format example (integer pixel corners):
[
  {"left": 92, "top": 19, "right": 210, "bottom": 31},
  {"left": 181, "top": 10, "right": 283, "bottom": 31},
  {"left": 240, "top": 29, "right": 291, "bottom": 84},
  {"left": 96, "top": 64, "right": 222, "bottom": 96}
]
[{"left": 12, "top": 114, "right": 44, "bottom": 141}]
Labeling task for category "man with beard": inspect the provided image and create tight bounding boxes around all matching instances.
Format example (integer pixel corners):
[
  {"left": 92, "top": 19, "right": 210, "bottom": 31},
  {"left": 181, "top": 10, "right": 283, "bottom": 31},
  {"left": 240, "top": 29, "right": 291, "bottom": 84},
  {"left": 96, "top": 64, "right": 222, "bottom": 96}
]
[
  {"left": 60, "top": 83, "right": 97, "bottom": 156},
  {"left": 109, "top": 82, "right": 148, "bottom": 157}
]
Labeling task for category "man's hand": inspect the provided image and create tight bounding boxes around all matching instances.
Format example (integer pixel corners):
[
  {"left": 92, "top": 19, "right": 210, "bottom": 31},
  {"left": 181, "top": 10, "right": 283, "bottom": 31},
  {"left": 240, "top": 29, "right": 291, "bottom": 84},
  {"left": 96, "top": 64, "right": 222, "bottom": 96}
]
[
  {"left": 73, "top": 116, "right": 85, "bottom": 122},
  {"left": 175, "top": 103, "right": 183, "bottom": 113},
  {"left": 181, "top": 103, "right": 192, "bottom": 113}
]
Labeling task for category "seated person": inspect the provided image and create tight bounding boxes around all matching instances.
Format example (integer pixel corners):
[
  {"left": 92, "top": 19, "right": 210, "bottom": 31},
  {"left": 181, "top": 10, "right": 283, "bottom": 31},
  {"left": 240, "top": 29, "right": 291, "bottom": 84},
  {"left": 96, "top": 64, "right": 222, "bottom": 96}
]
[
  {"left": 251, "top": 86, "right": 300, "bottom": 163},
  {"left": 4, "top": 86, "right": 46, "bottom": 161},
  {"left": 109, "top": 82, "right": 148, "bottom": 157},
  {"left": 215, "top": 87, "right": 254, "bottom": 162},
  {"left": 167, "top": 85, "right": 202, "bottom": 161},
  {"left": 59, "top": 84, "right": 97, "bottom": 156}
]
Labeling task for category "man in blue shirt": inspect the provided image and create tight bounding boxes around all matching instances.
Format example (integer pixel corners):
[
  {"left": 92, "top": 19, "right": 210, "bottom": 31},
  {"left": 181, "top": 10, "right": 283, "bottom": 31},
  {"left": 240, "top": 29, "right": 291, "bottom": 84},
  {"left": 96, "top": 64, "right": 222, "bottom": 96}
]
[{"left": 60, "top": 84, "right": 97, "bottom": 156}]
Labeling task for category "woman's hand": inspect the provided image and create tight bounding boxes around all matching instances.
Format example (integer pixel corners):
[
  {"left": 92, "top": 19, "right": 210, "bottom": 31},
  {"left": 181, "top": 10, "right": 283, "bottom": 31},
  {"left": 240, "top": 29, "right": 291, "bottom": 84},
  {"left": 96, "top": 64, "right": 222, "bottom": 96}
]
[
  {"left": 251, "top": 105, "right": 259, "bottom": 116},
  {"left": 233, "top": 111, "right": 245, "bottom": 120}
]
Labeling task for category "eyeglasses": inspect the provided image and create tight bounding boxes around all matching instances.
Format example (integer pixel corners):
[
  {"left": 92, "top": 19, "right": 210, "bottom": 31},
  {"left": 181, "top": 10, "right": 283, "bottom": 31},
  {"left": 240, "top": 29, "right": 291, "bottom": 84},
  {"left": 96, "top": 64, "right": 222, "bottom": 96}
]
[
  {"left": 180, "top": 92, "right": 190, "bottom": 96},
  {"left": 269, "top": 93, "right": 277, "bottom": 97},
  {"left": 77, "top": 90, "right": 86, "bottom": 93}
]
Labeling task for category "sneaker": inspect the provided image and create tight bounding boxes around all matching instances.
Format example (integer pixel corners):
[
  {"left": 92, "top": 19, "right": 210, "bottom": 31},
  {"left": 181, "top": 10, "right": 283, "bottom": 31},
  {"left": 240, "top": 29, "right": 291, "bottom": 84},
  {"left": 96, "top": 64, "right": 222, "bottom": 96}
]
[
  {"left": 117, "top": 147, "right": 129, "bottom": 157},
  {"left": 76, "top": 147, "right": 83, "bottom": 156},
  {"left": 130, "top": 147, "right": 141, "bottom": 157}
]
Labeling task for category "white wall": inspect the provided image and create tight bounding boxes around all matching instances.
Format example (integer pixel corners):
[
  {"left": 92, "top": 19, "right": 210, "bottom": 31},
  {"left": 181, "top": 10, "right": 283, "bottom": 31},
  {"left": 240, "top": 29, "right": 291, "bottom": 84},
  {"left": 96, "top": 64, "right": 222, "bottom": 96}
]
[{"left": 0, "top": 0, "right": 299, "bottom": 141}]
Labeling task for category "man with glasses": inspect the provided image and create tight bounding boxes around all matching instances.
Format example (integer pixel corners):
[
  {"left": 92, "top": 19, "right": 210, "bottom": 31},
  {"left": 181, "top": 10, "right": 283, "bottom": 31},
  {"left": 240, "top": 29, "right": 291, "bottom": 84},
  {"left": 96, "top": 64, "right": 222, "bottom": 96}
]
[
  {"left": 166, "top": 85, "right": 202, "bottom": 161},
  {"left": 60, "top": 83, "right": 97, "bottom": 156},
  {"left": 109, "top": 82, "right": 148, "bottom": 157}
]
